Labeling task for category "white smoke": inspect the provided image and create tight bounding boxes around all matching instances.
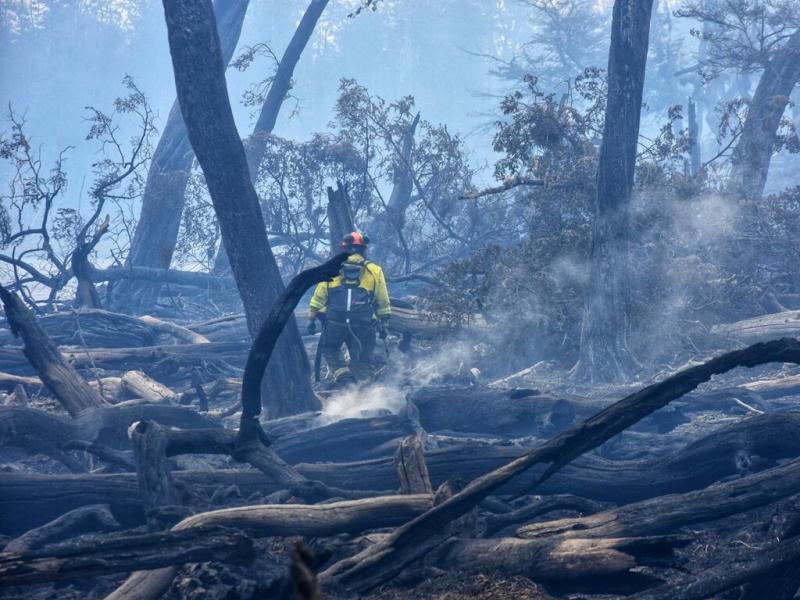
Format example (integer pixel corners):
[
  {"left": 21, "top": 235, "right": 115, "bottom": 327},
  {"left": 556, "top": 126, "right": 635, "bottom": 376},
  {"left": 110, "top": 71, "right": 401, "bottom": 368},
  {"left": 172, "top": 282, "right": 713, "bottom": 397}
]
[{"left": 320, "top": 340, "right": 479, "bottom": 421}]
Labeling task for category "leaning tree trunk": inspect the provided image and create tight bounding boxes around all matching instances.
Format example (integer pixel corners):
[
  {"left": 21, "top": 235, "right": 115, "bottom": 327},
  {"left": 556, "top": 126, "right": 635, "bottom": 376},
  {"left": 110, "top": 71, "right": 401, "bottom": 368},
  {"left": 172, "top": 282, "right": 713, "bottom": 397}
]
[
  {"left": 110, "top": 0, "right": 250, "bottom": 313},
  {"left": 728, "top": 29, "right": 800, "bottom": 200},
  {"left": 571, "top": 0, "right": 655, "bottom": 383},
  {"left": 212, "top": 0, "right": 331, "bottom": 274},
  {"left": 160, "top": 0, "right": 318, "bottom": 417}
]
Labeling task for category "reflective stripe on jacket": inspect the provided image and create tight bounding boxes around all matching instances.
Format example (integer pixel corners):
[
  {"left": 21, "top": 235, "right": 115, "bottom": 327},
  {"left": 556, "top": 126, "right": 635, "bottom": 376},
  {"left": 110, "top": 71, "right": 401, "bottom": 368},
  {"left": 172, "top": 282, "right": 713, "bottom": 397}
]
[{"left": 308, "top": 253, "right": 391, "bottom": 319}]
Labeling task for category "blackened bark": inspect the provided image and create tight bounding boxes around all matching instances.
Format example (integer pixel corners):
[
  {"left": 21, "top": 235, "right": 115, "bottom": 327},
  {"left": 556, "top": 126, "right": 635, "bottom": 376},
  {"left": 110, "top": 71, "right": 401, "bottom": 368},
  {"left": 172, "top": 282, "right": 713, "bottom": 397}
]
[
  {"left": 161, "top": 0, "right": 320, "bottom": 417},
  {"left": 213, "top": 0, "right": 331, "bottom": 274},
  {"left": 0, "top": 284, "right": 109, "bottom": 417},
  {"left": 326, "top": 181, "right": 355, "bottom": 253},
  {"left": 572, "top": 0, "right": 655, "bottom": 382},
  {"left": 111, "top": 0, "right": 250, "bottom": 313},
  {"left": 244, "top": 0, "right": 330, "bottom": 177},
  {"left": 370, "top": 113, "right": 419, "bottom": 267},
  {"left": 728, "top": 30, "right": 800, "bottom": 200}
]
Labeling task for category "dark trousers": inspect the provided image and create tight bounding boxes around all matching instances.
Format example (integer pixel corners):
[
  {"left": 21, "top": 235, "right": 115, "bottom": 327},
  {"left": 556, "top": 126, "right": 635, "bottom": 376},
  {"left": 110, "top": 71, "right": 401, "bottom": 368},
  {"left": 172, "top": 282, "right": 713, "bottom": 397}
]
[{"left": 321, "top": 321, "right": 376, "bottom": 381}]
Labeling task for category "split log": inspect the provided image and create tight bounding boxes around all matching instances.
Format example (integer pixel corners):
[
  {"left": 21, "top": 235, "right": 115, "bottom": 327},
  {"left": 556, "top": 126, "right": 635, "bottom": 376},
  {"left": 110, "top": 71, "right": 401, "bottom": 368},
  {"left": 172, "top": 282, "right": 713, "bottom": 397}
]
[
  {"left": 0, "top": 284, "right": 109, "bottom": 416},
  {"left": 0, "top": 526, "right": 254, "bottom": 587},
  {"left": 3, "top": 504, "right": 120, "bottom": 553},
  {"left": 394, "top": 435, "right": 432, "bottom": 495},
  {"left": 121, "top": 370, "right": 177, "bottom": 403},
  {"left": 319, "top": 338, "right": 800, "bottom": 593}
]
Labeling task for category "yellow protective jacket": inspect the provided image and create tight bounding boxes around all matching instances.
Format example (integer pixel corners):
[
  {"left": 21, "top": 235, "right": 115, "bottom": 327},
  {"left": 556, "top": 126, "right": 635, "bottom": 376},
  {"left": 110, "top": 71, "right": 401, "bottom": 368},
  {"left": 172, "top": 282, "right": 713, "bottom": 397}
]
[{"left": 309, "top": 254, "right": 391, "bottom": 320}]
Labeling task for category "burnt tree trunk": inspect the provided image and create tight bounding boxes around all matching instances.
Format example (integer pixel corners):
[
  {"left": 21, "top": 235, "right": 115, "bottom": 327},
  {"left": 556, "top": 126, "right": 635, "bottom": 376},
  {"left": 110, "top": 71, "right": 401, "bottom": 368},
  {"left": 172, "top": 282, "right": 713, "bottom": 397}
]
[
  {"left": 212, "top": 0, "right": 331, "bottom": 274},
  {"left": 161, "top": 0, "right": 317, "bottom": 417},
  {"left": 369, "top": 112, "right": 419, "bottom": 268},
  {"left": 110, "top": 0, "right": 250, "bottom": 312},
  {"left": 326, "top": 181, "right": 355, "bottom": 253},
  {"left": 728, "top": 30, "right": 800, "bottom": 200},
  {"left": 572, "top": 0, "right": 655, "bottom": 383},
  {"left": 0, "top": 284, "right": 109, "bottom": 417}
]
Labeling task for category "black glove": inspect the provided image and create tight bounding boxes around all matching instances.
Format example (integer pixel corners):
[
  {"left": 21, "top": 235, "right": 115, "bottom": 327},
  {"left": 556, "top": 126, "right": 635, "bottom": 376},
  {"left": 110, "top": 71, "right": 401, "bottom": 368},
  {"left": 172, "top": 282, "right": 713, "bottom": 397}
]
[
  {"left": 306, "top": 319, "right": 317, "bottom": 335},
  {"left": 378, "top": 319, "right": 389, "bottom": 339}
]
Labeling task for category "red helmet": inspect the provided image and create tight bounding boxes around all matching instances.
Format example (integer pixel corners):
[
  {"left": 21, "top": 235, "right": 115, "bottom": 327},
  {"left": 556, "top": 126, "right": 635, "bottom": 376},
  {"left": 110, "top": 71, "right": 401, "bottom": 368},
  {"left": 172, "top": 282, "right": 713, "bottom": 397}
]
[{"left": 341, "top": 231, "right": 370, "bottom": 248}]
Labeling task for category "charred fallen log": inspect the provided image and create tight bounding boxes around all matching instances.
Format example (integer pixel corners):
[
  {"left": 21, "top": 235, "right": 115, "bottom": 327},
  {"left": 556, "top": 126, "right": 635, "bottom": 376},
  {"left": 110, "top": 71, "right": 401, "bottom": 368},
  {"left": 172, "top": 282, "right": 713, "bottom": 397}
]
[
  {"left": 422, "top": 534, "right": 688, "bottom": 584},
  {"left": 517, "top": 455, "right": 800, "bottom": 540},
  {"left": 2, "top": 504, "right": 120, "bottom": 553},
  {"left": 0, "top": 284, "right": 109, "bottom": 416},
  {"left": 319, "top": 338, "right": 800, "bottom": 593},
  {"left": 0, "top": 526, "right": 254, "bottom": 587},
  {"left": 5, "top": 411, "right": 800, "bottom": 534}
]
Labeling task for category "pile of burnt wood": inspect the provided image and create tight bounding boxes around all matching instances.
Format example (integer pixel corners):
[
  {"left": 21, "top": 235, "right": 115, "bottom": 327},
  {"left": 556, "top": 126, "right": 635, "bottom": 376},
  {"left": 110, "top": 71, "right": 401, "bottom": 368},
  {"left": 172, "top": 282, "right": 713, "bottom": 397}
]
[{"left": 2, "top": 257, "right": 800, "bottom": 599}]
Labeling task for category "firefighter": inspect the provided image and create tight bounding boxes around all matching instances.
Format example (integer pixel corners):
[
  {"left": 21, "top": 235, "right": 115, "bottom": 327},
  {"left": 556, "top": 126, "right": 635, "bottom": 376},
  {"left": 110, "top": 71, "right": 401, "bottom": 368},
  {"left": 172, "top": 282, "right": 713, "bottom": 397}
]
[{"left": 307, "top": 231, "right": 391, "bottom": 385}]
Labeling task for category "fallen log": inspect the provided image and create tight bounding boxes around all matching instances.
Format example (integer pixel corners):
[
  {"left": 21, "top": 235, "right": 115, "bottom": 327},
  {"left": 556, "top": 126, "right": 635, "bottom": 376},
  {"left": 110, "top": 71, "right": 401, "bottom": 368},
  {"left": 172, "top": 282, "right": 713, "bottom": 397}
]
[
  {"left": 3, "top": 504, "right": 120, "bottom": 553},
  {"left": 0, "top": 308, "right": 157, "bottom": 348},
  {"left": 319, "top": 338, "right": 800, "bottom": 593},
  {"left": 0, "top": 284, "right": 109, "bottom": 416},
  {"left": 0, "top": 526, "right": 254, "bottom": 587},
  {"left": 138, "top": 314, "right": 210, "bottom": 344},
  {"left": 5, "top": 411, "right": 800, "bottom": 533},
  {"left": 0, "top": 372, "right": 40, "bottom": 393},
  {"left": 483, "top": 495, "right": 607, "bottom": 537},
  {"left": 711, "top": 310, "right": 800, "bottom": 342},
  {"left": 423, "top": 534, "right": 688, "bottom": 583},
  {"left": 0, "top": 342, "right": 249, "bottom": 379},
  {"left": 121, "top": 370, "right": 177, "bottom": 403},
  {"left": 517, "top": 455, "right": 800, "bottom": 540},
  {"left": 742, "top": 374, "right": 800, "bottom": 398}
]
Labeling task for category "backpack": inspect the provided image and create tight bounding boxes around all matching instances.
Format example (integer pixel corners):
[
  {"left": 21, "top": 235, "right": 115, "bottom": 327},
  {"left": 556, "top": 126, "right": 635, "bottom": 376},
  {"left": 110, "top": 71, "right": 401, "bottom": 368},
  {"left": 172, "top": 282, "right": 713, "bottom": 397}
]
[{"left": 326, "top": 261, "right": 376, "bottom": 325}]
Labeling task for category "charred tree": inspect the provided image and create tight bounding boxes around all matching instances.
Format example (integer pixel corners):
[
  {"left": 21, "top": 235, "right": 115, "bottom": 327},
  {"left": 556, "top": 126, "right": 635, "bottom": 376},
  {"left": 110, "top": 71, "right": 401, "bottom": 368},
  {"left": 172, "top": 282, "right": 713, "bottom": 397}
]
[
  {"left": 326, "top": 181, "right": 355, "bottom": 253},
  {"left": 572, "top": 0, "right": 655, "bottom": 382},
  {"left": 243, "top": 0, "right": 330, "bottom": 178},
  {"left": 728, "top": 29, "right": 800, "bottom": 200},
  {"left": 160, "top": 0, "right": 317, "bottom": 417},
  {"left": 213, "top": 0, "right": 331, "bottom": 273},
  {"left": 111, "top": 0, "right": 250, "bottom": 313}
]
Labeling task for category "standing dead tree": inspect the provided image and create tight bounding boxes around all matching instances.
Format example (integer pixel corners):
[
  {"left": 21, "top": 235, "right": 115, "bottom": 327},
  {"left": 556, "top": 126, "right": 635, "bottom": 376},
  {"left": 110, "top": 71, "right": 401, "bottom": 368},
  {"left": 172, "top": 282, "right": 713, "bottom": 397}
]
[
  {"left": 111, "top": 0, "right": 251, "bottom": 312},
  {"left": 571, "top": 0, "right": 655, "bottom": 382},
  {"left": 161, "top": 0, "right": 318, "bottom": 417}
]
